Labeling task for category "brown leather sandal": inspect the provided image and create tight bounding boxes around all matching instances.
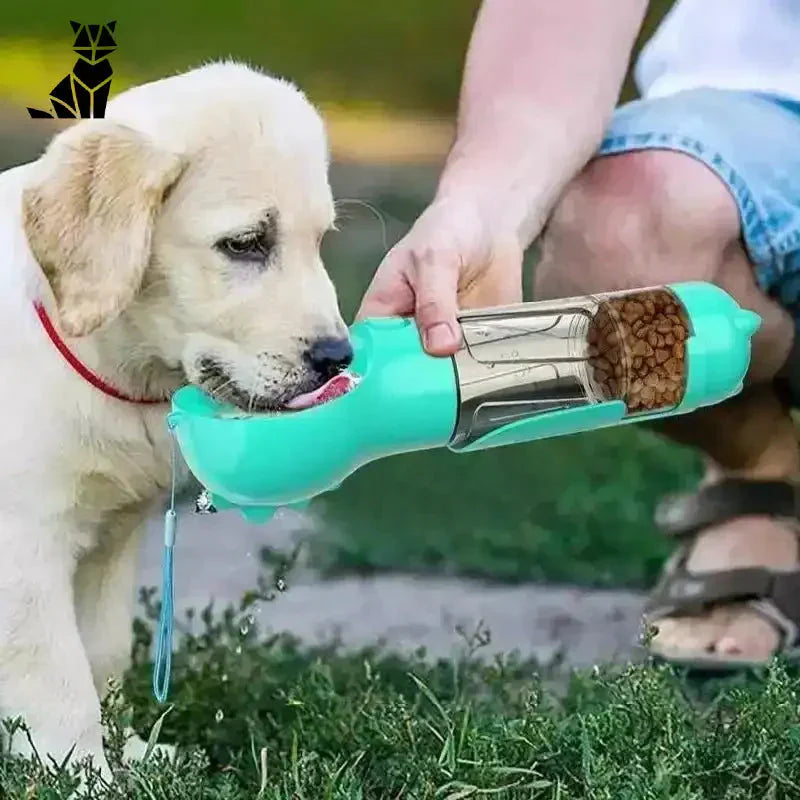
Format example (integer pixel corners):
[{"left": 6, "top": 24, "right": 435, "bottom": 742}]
[{"left": 645, "top": 478, "right": 800, "bottom": 669}]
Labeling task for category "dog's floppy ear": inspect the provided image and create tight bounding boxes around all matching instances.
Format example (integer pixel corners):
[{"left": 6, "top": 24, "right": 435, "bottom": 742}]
[{"left": 22, "top": 120, "right": 185, "bottom": 337}]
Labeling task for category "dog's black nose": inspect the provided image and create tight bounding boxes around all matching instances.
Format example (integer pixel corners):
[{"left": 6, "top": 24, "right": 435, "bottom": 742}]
[{"left": 305, "top": 337, "right": 353, "bottom": 379}]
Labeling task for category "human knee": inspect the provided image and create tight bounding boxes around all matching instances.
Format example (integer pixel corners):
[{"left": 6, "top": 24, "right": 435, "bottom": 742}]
[{"left": 535, "top": 151, "right": 741, "bottom": 298}]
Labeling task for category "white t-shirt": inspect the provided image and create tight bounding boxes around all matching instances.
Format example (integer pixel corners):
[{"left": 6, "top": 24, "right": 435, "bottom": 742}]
[{"left": 635, "top": 0, "right": 800, "bottom": 102}]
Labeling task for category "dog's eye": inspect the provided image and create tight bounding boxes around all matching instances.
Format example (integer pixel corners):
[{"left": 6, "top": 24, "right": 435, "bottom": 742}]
[
  {"left": 215, "top": 215, "right": 278, "bottom": 266},
  {"left": 216, "top": 234, "right": 270, "bottom": 262}
]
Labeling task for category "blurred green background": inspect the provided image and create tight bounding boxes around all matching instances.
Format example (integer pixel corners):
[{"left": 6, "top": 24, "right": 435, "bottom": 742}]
[
  {"left": 0, "top": 0, "right": 701, "bottom": 589},
  {"left": 1, "top": 0, "right": 673, "bottom": 115}
]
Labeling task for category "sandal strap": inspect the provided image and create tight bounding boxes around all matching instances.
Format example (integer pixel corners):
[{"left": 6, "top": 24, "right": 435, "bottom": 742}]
[
  {"left": 646, "top": 561, "right": 800, "bottom": 646},
  {"left": 654, "top": 479, "right": 800, "bottom": 537},
  {"left": 648, "top": 563, "right": 800, "bottom": 611}
]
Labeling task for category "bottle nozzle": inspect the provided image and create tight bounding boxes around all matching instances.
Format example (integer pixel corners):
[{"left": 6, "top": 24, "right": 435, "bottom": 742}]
[{"left": 734, "top": 310, "right": 761, "bottom": 337}]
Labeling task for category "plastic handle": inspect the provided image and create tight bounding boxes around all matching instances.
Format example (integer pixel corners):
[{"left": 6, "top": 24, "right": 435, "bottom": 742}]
[{"left": 152, "top": 509, "right": 176, "bottom": 703}]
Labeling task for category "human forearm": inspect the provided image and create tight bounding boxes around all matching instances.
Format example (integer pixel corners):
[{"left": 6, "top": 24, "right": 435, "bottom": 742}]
[{"left": 437, "top": 0, "right": 648, "bottom": 246}]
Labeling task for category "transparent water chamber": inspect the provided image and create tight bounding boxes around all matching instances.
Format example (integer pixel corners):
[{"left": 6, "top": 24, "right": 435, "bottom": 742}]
[{"left": 450, "top": 287, "right": 691, "bottom": 449}]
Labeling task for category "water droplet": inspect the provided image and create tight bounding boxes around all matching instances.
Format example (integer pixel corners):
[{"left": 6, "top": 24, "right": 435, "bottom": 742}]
[
  {"left": 215, "top": 709, "right": 224, "bottom": 723},
  {"left": 276, "top": 577, "right": 287, "bottom": 592}
]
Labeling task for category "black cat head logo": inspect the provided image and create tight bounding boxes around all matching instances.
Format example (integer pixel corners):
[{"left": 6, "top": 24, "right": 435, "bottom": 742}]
[{"left": 27, "top": 21, "right": 117, "bottom": 119}]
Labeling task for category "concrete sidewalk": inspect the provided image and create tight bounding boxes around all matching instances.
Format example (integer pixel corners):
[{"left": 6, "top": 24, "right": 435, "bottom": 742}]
[{"left": 138, "top": 503, "right": 647, "bottom": 669}]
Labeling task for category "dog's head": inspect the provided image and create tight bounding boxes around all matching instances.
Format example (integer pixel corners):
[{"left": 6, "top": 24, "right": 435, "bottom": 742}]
[{"left": 22, "top": 62, "right": 351, "bottom": 411}]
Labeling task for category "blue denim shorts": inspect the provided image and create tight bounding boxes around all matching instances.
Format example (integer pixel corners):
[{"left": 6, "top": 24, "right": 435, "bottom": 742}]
[{"left": 599, "top": 88, "right": 800, "bottom": 322}]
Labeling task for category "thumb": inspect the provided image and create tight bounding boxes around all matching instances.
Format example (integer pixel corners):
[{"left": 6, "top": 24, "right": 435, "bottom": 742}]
[{"left": 414, "top": 250, "right": 461, "bottom": 356}]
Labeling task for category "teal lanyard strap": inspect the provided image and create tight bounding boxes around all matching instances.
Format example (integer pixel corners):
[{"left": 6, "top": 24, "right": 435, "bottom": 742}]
[{"left": 152, "top": 422, "right": 178, "bottom": 703}]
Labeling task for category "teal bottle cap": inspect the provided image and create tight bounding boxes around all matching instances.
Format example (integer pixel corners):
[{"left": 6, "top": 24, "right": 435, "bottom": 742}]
[{"left": 669, "top": 282, "right": 761, "bottom": 411}]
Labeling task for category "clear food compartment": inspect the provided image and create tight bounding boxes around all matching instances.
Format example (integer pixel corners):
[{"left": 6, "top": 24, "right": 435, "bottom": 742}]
[
  {"left": 585, "top": 288, "right": 689, "bottom": 414},
  {"left": 450, "top": 286, "right": 691, "bottom": 448}
]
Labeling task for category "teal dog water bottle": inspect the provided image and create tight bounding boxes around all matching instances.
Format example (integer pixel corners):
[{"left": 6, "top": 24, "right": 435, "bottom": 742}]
[{"left": 169, "top": 281, "right": 760, "bottom": 520}]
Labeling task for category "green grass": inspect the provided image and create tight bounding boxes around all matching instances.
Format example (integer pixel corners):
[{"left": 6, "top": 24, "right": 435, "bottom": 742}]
[
  {"left": 3, "top": 592, "right": 800, "bottom": 799},
  {"left": 309, "top": 426, "right": 701, "bottom": 589}
]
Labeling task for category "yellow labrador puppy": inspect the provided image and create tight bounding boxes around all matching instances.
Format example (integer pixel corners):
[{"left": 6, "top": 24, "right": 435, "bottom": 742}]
[{"left": 0, "top": 61, "right": 350, "bottom": 777}]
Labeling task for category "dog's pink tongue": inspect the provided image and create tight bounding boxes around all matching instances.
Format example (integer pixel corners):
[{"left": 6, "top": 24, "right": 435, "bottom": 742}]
[{"left": 286, "top": 372, "right": 358, "bottom": 410}]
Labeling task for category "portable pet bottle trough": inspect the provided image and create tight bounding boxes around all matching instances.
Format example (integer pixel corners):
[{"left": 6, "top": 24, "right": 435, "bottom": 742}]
[{"left": 152, "top": 281, "right": 760, "bottom": 701}]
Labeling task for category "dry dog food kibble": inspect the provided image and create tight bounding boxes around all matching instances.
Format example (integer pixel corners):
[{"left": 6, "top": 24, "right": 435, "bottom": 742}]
[{"left": 586, "top": 290, "right": 689, "bottom": 412}]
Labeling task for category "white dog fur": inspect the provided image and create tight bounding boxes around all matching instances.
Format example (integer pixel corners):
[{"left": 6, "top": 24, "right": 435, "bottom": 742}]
[{"left": 0, "top": 61, "right": 347, "bottom": 777}]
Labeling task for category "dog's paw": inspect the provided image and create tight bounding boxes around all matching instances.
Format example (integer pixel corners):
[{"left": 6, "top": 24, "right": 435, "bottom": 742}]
[{"left": 122, "top": 730, "right": 176, "bottom": 764}]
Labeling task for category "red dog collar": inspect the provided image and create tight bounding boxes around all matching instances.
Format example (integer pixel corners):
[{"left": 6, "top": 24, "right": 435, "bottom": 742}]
[{"left": 34, "top": 302, "right": 168, "bottom": 405}]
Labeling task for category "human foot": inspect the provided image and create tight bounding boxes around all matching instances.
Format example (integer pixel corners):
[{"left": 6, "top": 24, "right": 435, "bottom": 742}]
[{"left": 646, "top": 479, "right": 800, "bottom": 666}]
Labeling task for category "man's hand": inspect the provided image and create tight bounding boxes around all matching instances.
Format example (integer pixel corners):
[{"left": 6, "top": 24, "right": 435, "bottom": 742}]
[
  {"left": 356, "top": 196, "right": 523, "bottom": 355},
  {"left": 357, "top": 0, "right": 647, "bottom": 356}
]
